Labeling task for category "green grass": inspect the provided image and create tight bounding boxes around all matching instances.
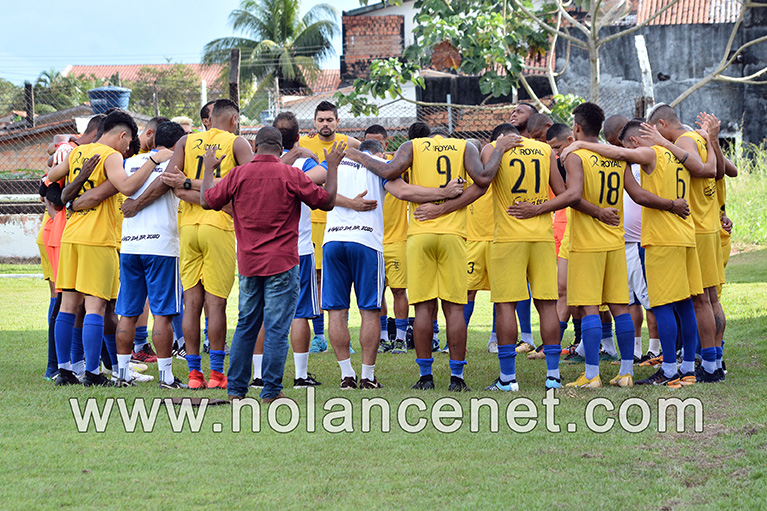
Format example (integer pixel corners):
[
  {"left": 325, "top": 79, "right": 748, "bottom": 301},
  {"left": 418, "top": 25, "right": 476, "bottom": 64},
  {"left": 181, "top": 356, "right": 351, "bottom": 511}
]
[
  {"left": 727, "top": 145, "right": 767, "bottom": 245},
  {"left": 1, "top": 251, "right": 767, "bottom": 510}
]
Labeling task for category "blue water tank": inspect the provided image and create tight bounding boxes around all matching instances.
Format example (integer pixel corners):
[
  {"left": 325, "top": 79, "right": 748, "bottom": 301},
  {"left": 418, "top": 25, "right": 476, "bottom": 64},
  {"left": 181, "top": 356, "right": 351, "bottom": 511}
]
[{"left": 87, "top": 86, "right": 131, "bottom": 114}]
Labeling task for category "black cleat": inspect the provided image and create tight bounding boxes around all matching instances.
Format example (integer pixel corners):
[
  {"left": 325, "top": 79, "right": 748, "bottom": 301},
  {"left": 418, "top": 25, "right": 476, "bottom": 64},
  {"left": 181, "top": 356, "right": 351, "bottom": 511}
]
[
  {"left": 115, "top": 378, "right": 137, "bottom": 387},
  {"left": 448, "top": 375, "right": 471, "bottom": 392},
  {"left": 411, "top": 375, "right": 435, "bottom": 390},
  {"left": 340, "top": 376, "right": 358, "bottom": 390},
  {"left": 159, "top": 377, "right": 188, "bottom": 389},
  {"left": 696, "top": 365, "right": 723, "bottom": 383},
  {"left": 83, "top": 371, "right": 115, "bottom": 387},
  {"left": 54, "top": 368, "right": 81, "bottom": 386},
  {"left": 294, "top": 373, "right": 322, "bottom": 388},
  {"left": 359, "top": 377, "right": 384, "bottom": 389},
  {"left": 635, "top": 368, "right": 675, "bottom": 386}
]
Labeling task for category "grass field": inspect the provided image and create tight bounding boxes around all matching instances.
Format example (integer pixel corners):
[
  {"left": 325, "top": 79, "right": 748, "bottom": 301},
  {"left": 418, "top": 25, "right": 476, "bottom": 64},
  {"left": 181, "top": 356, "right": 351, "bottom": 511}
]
[{"left": 1, "top": 249, "right": 766, "bottom": 511}]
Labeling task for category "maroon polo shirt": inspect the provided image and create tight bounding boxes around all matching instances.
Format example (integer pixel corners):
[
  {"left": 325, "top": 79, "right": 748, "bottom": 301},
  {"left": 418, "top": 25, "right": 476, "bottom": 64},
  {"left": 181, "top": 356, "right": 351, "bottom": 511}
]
[{"left": 204, "top": 154, "right": 329, "bottom": 276}]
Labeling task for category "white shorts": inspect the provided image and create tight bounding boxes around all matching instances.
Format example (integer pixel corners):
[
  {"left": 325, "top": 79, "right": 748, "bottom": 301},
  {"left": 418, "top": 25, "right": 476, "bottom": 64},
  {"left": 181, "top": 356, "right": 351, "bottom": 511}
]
[{"left": 626, "top": 242, "right": 650, "bottom": 310}]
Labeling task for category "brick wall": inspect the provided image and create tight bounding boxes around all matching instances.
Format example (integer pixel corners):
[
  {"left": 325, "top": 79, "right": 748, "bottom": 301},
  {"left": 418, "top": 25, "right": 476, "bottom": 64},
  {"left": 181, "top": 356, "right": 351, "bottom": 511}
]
[{"left": 342, "top": 15, "right": 405, "bottom": 79}]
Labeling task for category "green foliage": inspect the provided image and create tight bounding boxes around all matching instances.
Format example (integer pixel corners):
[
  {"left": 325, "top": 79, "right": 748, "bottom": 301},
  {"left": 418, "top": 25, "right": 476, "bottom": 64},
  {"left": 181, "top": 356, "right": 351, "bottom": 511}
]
[
  {"left": 125, "top": 64, "right": 213, "bottom": 119},
  {"left": 31, "top": 69, "right": 107, "bottom": 112},
  {"left": 0, "top": 78, "right": 24, "bottom": 114},
  {"left": 549, "top": 93, "right": 585, "bottom": 124},
  {"left": 335, "top": 59, "right": 424, "bottom": 116},
  {"left": 727, "top": 143, "right": 767, "bottom": 245}
]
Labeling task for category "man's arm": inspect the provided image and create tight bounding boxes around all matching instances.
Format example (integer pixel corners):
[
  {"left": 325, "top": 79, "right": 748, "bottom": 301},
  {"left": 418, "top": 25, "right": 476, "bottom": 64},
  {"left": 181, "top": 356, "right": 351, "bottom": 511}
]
[
  {"left": 121, "top": 177, "right": 170, "bottom": 218},
  {"left": 724, "top": 158, "right": 737, "bottom": 177},
  {"left": 316, "top": 142, "right": 344, "bottom": 210},
  {"left": 640, "top": 124, "right": 710, "bottom": 178},
  {"left": 47, "top": 157, "right": 71, "bottom": 184},
  {"left": 200, "top": 147, "right": 224, "bottom": 210},
  {"left": 470, "top": 135, "right": 523, "bottom": 186},
  {"left": 107, "top": 149, "right": 172, "bottom": 196},
  {"left": 335, "top": 192, "right": 378, "bottom": 211},
  {"left": 562, "top": 141, "right": 656, "bottom": 168},
  {"left": 623, "top": 166, "right": 689, "bottom": 218},
  {"left": 697, "top": 113, "right": 725, "bottom": 180},
  {"left": 60, "top": 154, "right": 100, "bottom": 204},
  {"left": 233, "top": 136, "right": 254, "bottom": 166},
  {"left": 281, "top": 146, "right": 318, "bottom": 166},
  {"left": 562, "top": 153, "right": 619, "bottom": 226},
  {"left": 346, "top": 142, "right": 410, "bottom": 180},
  {"left": 346, "top": 136, "right": 361, "bottom": 149},
  {"left": 385, "top": 177, "right": 464, "bottom": 203},
  {"left": 508, "top": 152, "right": 582, "bottom": 219},
  {"left": 412, "top": 184, "right": 486, "bottom": 222},
  {"left": 71, "top": 180, "right": 119, "bottom": 211}
]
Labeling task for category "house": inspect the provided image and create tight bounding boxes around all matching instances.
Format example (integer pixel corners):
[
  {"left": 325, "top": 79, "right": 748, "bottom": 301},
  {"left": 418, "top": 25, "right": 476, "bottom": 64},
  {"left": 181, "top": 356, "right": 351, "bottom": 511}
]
[{"left": 62, "top": 63, "right": 226, "bottom": 91}]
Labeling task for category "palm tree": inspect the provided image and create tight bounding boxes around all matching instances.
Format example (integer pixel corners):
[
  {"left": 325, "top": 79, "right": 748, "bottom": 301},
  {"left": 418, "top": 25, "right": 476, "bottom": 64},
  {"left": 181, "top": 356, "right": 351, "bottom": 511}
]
[{"left": 202, "top": 0, "right": 339, "bottom": 92}]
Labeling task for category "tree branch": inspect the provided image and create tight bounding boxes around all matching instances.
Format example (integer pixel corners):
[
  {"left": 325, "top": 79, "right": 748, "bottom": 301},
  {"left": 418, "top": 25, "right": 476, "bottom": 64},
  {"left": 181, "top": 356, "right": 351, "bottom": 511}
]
[
  {"left": 599, "top": 0, "right": 686, "bottom": 47},
  {"left": 508, "top": 0, "right": 588, "bottom": 47}
]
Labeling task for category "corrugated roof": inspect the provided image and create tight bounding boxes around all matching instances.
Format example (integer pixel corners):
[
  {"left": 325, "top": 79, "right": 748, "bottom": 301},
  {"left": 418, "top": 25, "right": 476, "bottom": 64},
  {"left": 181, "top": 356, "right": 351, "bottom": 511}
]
[
  {"left": 636, "top": 0, "right": 740, "bottom": 25},
  {"left": 306, "top": 69, "right": 341, "bottom": 94},
  {"left": 62, "top": 63, "right": 225, "bottom": 86}
]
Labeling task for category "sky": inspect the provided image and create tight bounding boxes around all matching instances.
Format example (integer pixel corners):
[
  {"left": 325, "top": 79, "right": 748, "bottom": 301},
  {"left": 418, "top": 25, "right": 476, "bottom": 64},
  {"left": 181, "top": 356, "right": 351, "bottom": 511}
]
[{"left": 1, "top": 0, "right": 364, "bottom": 85}]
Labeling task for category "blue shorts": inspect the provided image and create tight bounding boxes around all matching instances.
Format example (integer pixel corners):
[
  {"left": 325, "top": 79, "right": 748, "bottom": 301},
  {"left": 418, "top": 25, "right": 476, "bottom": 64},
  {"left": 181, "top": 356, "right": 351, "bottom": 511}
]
[
  {"left": 116, "top": 254, "right": 183, "bottom": 317},
  {"left": 322, "top": 241, "right": 384, "bottom": 310},
  {"left": 295, "top": 253, "right": 320, "bottom": 319}
]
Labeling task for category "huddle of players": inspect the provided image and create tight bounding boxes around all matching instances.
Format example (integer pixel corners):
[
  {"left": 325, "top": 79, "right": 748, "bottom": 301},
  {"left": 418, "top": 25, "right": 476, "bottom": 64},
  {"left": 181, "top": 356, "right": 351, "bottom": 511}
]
[{"left": 37, "top": 96, "right": 731, "bottom": 392}]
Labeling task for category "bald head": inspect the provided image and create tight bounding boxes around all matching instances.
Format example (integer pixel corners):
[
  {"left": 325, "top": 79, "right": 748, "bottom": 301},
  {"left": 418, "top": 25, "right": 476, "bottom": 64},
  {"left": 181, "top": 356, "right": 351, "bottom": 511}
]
[
  {"left": 527, "top": 113, "right": 553, "bottom": 142},
  {"left": 647, "top": 104, "right": 679, "bottom": 126},
  {"left": 604, "top": 115, "right": 629, "bottom": 146}
]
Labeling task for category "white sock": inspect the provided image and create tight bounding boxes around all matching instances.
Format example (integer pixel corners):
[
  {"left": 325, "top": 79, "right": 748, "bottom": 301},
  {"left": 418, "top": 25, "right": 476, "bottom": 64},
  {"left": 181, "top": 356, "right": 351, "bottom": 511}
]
[
  {"left": 58, "top": 361, "right": 72, "bottom": 371},
  {"left": 575, "top": 341, "right": 585, "bottom": 357},
  {"left": 547, "top": 367, "right": 560, "bottom": 379},
  {"left": 361, "top": 364, "right": 375, "bottom": 381},
  {"left": 396, "top": 325, "right": 406, "bottom": 340},
  {"left": 620, "top": 359, "right": 634, "bottom": 376},
  {"left": 294, "top": 352, "right": 309, "bottom": 380},
  {"left": 585, "top": 363, "right": 600, "bottom": 380},
  {"left": 338, "top": 358, "right": 356, "bottom": 379},
  {"left": 176, "top": 336, "right": 185, "bottom": 348},
  {"left": 680, "top": 360, "right": 695, "bottom": 374},
  {"left": 601, "top": 337, "right": 617, "bottom": 356},
  {"left": 117, "top": 354, "right": 132, "bottom": 381},
  {"left": 633, "top": 337, "right": 642, "bottom": 358},
  {"left": 489, "top": 331, "right": 497, "bottom": 343},
  {"left": 648, "top": 338, "right": 660, "bottom": 355},
  {"left": 432, "top": 332, "right": 439, "bottom": 342},
  {"left": 158, "top": 357, "right": 174, "bottom": 384},
  {"left": 73, "top": 360, "right": 86, "bottom": 377},
  {"left": 662, "top": 362, "right": 678, "bottom": 378},
  {"left": 252, "top": 354, "right": 263, "bottom": 379},
  {"left": 520, "top": 332, "right": 534, "bottom": 346}
]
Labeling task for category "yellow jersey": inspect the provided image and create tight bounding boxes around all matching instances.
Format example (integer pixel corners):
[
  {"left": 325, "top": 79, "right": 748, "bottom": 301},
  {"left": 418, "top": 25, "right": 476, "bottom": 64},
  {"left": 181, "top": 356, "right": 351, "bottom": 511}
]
[
  {"left": 382, "top": 153, "right": 408, "bottom": 244},
  {"left": 61, "top": 143, "right": 120, "bottom": 248},
  {"left": 467, "top": 175, "right": 494, "bottom": 242},
  {"left": 300, "top": 133, "right": 351, "bottom": 223},
  {"left": 409, "top": 136, "right": 468, "bottom": 237},
  {"left": 179, "top": 128, "right": 238, "bottom": 231},
  {"left": 115, "top": 193, "right": 125, "bottom": 249},
  {"left": 678, "top": 131, "right": 718, "bottom": 234},
  {"left": 716, "top": 177, "right": 726, "bottom": 220},
  {"left": 640, "top": 146, "right": 695, "bottom": 248},
  {"left": 491, "top": 138, "right": 553, "bottom": 242},
  {"left": 570, "top": 148, "right": 625, "bottom": 252}
]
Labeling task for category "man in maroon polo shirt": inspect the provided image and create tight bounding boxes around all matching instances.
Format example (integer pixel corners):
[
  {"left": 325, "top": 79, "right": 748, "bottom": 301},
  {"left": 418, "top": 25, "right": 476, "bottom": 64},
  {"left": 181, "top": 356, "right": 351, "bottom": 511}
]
[{"left": 200, "top": 126, "right": 343, "bottom": 402}]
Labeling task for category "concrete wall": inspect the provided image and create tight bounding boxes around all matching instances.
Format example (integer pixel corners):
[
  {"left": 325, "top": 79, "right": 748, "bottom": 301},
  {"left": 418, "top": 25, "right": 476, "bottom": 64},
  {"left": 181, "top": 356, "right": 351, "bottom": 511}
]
[{"left": 0, "top": 214, "right": 43, "bottom": 259}]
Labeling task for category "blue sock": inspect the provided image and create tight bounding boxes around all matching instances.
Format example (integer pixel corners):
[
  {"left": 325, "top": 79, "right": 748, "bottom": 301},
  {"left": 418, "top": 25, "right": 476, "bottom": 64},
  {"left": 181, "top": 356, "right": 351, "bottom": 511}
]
[
  {"left": 70, "top": 327, "right": 84, "bottom": 366},
  {"left": 695, "top": 329, "right": 702, "bottom": 357},
  {"left": 492, "top": 305, "right": 497, "bottom": 333},
  {"left": 210, "top": 350, "right": 225, "bottom": 373},
  {"left": 701, "top": 347, "right": 717, "bottom": 373},
  {"left": 134, "top": 325, "right": 148, "bottom": 351},
  {"left": 653, "top": 303, "right": 680, "bottom": 377},
  {"left": 103, "top": 334, "right": 118, "bottom": 367},
  {"left": 416, "top": 357, "right": 433, "bottom": 377},
  {"left": 614, "top": 313, "right": 635, "bottom": 375},
  {"left": 582, "top": 314, "right": 601, "bottom": 379},
  {"left": 464, "top": 301, "right": 475, "bottom": 327},
  {"left": 674, "top": 298, "right": 698, "bottom": 373},
  {"left": 82, "top": 314, "right": 104, "bottom": 374},
  {"left": 394, "top": 318, "right": 408, "bottom": 340},
  {"left": 204, "top": 316, "right": 209, "bottom": 344},
  {"left": 186, "top": 354, "right": 202, "bottom": 373},
  {"left": 312, "top": 314, "right": 324, "bottom": 337},
  {"left": 497, "top": 344, "right": 516, "bottom": 382},
  {"left": 573, "top": 317, "right": 582, "bottom": 342},
  {"left": 559, "top": 321, "right": 568, "bottom": 343},
  {"left": 543, "top": 344, "right": 561, "bottom": 379},
  {"left": 517, "top": 298, "right": 532, "bottom": 336},
  {"left": 46, "top": 296, "right": 60, "bottom": 375},
  {"left": 602, "top": 320, "right": 613, "bottom": 340},
  {"left": 449, "top": 359, "right": 467, "bottom": 379},
  {"left": 715, "top": 347, "right": 723, "bottom": 370},
  {"left": 380, "top": 315, "right": 388, "bottom": 337},
  {"left": 54, "top": 312, "right": 76, "bottom": 368},
  {"left": 47, "top": 297, "right": 56, "bottom": 323}
]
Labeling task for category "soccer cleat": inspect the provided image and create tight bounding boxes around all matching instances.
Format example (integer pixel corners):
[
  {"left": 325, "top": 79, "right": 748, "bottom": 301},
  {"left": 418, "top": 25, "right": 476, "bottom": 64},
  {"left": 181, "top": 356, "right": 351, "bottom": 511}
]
[
  {"left": 224, "top": 343, "right": 230, "bottom": 356},
  {"left": 528, "top": 346, "right": 545, "bottom": 360},
  {"left": 442, "top": 340, "right": 449, "bottom": 353},
  {"left": 563, "top": 352, "right": 585, "bottom": 364},
  {"left": 515, "top": 341, "right": 535, "bottom": 354},
  {"left": 666, "top": 372, "right": 696, "bottom": 389},
  {"left": 565, "top": 372, "right": 602, "bottom": 388},
  {"left": 359, "top": 377, "right": 384, "bottom": 389},
  {"left": 448, "top": 375, "right": 471, "bottom": 392},
  {"left": 159, "top": 377, "right": 188, "bottom": 389},
  {"left": 131, "top": 344, "right": 158, "bottom": 364},
  {"left": 309, "top": 335, "right": 327, "bottom": 353},
  {"left": 545, "top": 376, "right": 562, "bottom": 389},
  {"left": 83, "top": 371, "right": 115, "bottom": 387},
  {"left": 695, "top": 366, "right": 723, "bottom": 383},
  {"left": 432, "top": 338, "right": 441, "bottom": 353},
  {"left": 174, "top": 346, "right": 187, "bottom": 360},
  {"left": 609, "top": 373, "right": 634, "bottom": 387},
  {"left": 598, "top": 350, "right": 619, "bottom": 361},
  {"left": 716, "top": 368, "right": 726, "bottom": 381},
  {"left": 392, "top": 338, "right": 407, "bottom": 354},
  {"left": 294, "top": 373, "right": 322, "bottom": 388},
  {"left": 131, "top": 370, "right": 154, "bottom": 383},
  {"left": 488, "top": 340, "right": 498, "bottom": 353},
  {"left": 635, "top": 368, "right": 675, "bottom": 386},
  {"left": 406, "top": 325, "right": 414, "bottom": 350},
  {"left": 484, "top": 378, "right": 519, "bottom": 392},
  {"left": 130, "top": 362, "right": 148, "bottom": 373},
  {"left": 249, "top": 378, "right": 264, "bottom": 389},
  {"left": 188, "top": 369, "right": 208, "bottom": 390},
  {"left": 340, "top": 376, "right": 358, "bottom": 390},
  {"left": 378, "top": 338, "right": 393, "bottom": 353},
  {"left": 208, "top": 370, "right": 228, "bottom": 389},
  {"left": 54, "top": 368, "right": 81, "bottom": 386},
  {"left": 203, "top": 343, "right": 210, "bottom": 354},
  {"left": 411, "top": 375, "right": 435, "bottom": 390},
  {"left": 639, "top": 353, "right": 663, "bottom": 367},
  {"left": 115, "top": 377, "right": 137, "bottom": 387}
]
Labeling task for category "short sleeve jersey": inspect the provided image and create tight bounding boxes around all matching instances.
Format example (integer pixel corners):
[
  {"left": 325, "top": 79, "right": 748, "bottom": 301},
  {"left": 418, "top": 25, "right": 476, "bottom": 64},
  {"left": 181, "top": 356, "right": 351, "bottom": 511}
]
[
  {"left": 299, "top": 133, "right": 351, "bottom": 224},
  {"left": 678, "top": 131, "right": 718, "bottom": 234}
]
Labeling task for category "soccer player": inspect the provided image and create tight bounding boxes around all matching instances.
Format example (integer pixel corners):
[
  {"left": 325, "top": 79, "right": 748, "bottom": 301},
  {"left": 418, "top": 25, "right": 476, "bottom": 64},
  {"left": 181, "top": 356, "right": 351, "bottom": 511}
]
[
  {"left": 138, "top": 116, "right": 170, "bottom": 153},
  {"left": 347, "top": 127, "right": 518, "bottom": 391},
  {"left": 564, "top": 119, "right": 702, "bottom": 387},
  {"left": 559, "top": 102, "right": 689, "bottom": 388},
  {"left": 646, "top": 105, "right": 724, "bottom": 382},
  {"left": 47, "top": 110, "right": 138, "bottom": 386},
  {"left": 200, "top": 100, "right": 215, "bottom": 131},
  {"left": 159, "top": 99, "right": 254, "bottom": 389},
  {"left": 113, "top": 121, "right": 187, "bottom": 388},
  {"left": 527, "top": 113, "right": 554, "bottom": 143},
  {"left": 171, "top": 116, "right": 194, "bottom": 135},
  {"left": 510, "top": 102, "right": 538, "bottom": 138},
  {"left": 299, "top": 101, "right": 361, "bottom": 353}
]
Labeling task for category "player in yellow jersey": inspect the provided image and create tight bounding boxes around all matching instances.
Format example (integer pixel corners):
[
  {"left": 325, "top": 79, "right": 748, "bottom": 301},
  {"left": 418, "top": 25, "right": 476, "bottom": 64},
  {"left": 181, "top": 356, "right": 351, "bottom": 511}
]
[
  {"left": 510, "top": 102, "right": 538, "bottom": 138},
  {"left": 347, "top": 124, "right": 518, "bottom": 391},
  {"left": 299, "top": 101, "right": 361, "bottom": 352},
  {"left": 647, "top": 105, "right": 725, "bottom": 382},
  {"left": 564, "top": 119, "right": 702, "bottom": 387},
  {"left": 559, "top": 103, "right": 689, "bottom": 389}
]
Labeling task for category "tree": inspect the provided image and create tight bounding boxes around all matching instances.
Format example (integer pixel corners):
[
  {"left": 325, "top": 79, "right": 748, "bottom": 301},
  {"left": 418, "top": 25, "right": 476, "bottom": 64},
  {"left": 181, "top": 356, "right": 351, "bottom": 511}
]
[
  {"left": 126, "top": 64, "right": 214, "bottom": 119},
  {"left": 0, "top": 78, "right": 23, "bottom": 114},
  {"left": 33, "top": 70, "right": 104, "bottom": 112}
]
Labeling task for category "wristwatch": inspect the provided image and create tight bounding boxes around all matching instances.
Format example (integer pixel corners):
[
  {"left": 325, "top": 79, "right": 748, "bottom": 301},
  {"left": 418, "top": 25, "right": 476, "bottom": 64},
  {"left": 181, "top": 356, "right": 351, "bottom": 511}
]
[
  {"left": 183, "top": 178, "right": 192, "bottom": 190},
  {"left": 65, "top": 200, "right": 75, "bottom": 213}
]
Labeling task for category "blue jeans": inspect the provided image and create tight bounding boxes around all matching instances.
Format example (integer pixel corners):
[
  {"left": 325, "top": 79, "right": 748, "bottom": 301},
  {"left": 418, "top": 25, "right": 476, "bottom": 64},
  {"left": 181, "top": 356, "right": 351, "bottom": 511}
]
[{"left": 227, "top": 266, "right": 299, "bottom": 399}]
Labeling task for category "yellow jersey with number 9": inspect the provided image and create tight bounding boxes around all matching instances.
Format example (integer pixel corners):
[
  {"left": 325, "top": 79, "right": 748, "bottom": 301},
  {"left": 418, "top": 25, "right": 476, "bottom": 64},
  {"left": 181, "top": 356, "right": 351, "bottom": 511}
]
[
  {"left": 570, "top": 148, "right": 625, "bottom": 252},
  {"left": 491, "top": 138, "right": 553, "bottom": 242},
  {"left": 678, "top": 131, "right": 717, "bottom": 234},
  {"left": 300, "top": 133, "right": 350, "bottom": 223},
  {"left": 641, "top": 146, "right": 695, "bottom": 248},
  {"left": 409, "top": 136, "right": 467, "bottom": 237},
  {"left": 179, "top": 128, "right": 238, "bottom": 231},
  {"left": 61, "top": 143, "right": 119, "bottom": 248}
]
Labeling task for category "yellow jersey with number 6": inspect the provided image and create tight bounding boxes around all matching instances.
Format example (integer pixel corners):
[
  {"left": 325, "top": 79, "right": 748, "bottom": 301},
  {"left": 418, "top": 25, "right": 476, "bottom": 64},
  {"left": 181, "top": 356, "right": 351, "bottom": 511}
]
[
  {"left": 491, "top": 138, "right": 553, "bottom": 242},
  {"left": 678, "top": 131, "right": 717, "bottom": 234},
  {"left": 570, "top": 148, "right": 625, "bottom": 252},
  {"left": 180, "top": 128, "right": 238, "bottom": 231},
  {"left": 409, "top": 136, "right": 467, "bottom": 237},
  {"left": 61, "top": 143, "right": 120, "bottom": 248}
]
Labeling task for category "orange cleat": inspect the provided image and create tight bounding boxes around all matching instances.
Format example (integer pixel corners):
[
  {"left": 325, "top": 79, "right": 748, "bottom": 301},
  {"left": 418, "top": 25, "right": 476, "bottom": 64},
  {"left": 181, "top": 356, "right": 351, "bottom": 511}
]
[
  {"left": 188, "top": 369, "right": 208, "bottom": 389},
  {"left": 208, "top": 370, "right": 228, "bottom": 389}
]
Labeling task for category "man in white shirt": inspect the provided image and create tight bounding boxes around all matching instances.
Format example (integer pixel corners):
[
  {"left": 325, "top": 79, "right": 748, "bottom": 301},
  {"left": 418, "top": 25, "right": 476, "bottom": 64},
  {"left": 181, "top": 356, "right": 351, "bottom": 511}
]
[
  {"left": 114, "top": 121, "right": 187, "bottom": 388},
  {"left": 323, "top": 139, "right": 464, "bottom": 389}
]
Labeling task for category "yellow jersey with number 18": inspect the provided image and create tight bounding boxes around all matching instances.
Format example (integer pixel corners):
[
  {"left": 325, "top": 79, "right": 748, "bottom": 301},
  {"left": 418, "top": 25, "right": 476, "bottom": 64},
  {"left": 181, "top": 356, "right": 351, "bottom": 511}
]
[
  {"left": 409, "top": 136, "right": 467, "bottom": 237},
  {"left": 678, "top": 131, "right": 717, "bottom": 234},
  {"left": 300, "top": 133, "right": 351, "bottom": 223},
  {"left": 179, "top": 128, "right": 238, "bottom": 231},
  {"left": 61, "top": 142, "right": 120, "bottom": 248},
  {"left": 570, "top": 148, "right": 625, "bottom": 253},
  {"left": 491, "top": 137, "right": 553, "bottom": 242},
  {"left": 641, "top": 146, "right": 695, "bottom": 248}
]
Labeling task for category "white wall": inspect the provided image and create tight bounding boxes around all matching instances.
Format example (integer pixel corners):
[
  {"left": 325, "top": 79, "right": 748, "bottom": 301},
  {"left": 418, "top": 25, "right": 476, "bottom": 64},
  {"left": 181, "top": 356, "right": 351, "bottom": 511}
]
[{"left": 0, "top": 214, "right": 43, "bottom": 259}]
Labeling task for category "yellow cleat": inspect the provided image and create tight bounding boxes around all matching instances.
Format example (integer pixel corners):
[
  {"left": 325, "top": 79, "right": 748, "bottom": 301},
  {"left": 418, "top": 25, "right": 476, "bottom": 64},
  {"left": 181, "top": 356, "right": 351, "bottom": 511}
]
[
  {"left": 515, "top": 341, "right": 535, "bottom": 354},
  {"left": 666, "top": 372, "right": 696, "bottom": 389},
  {"left": 609, "top": 373, "right": 634, "bottom": 387},
  {"left": 566, "top": 372, "right": 602, "bottom": 388},
  {"left": 527, "top": 350, "right": 545, "bottom": 360}
]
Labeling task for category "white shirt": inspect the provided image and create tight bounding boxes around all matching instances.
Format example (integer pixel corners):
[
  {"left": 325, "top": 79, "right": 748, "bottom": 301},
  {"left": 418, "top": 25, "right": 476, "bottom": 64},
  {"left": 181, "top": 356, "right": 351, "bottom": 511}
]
[
  {"left": 623, "top": 163, "right": 642, "bottom": 243},
  {"left": 120, "top": 151, "right": 179, "bottom": 257},
  {"left": 287, "top": 155, "right": 321, "bottom": 256},
  {"left": 324, "top": 155, "right": 386, "bottom": 252}
]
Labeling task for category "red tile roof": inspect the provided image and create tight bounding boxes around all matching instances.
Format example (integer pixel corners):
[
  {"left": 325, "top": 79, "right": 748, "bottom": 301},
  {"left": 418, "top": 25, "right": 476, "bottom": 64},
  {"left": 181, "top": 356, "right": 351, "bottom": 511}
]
[
  {"left": 306, "top": 69, "right": 341, "bottom": 94},
  {"left": 61, "top": 64, "right": 226, "bottom": 86},
  {"left": 636, "top": 0, "right": 740, "bottom": 25}
]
